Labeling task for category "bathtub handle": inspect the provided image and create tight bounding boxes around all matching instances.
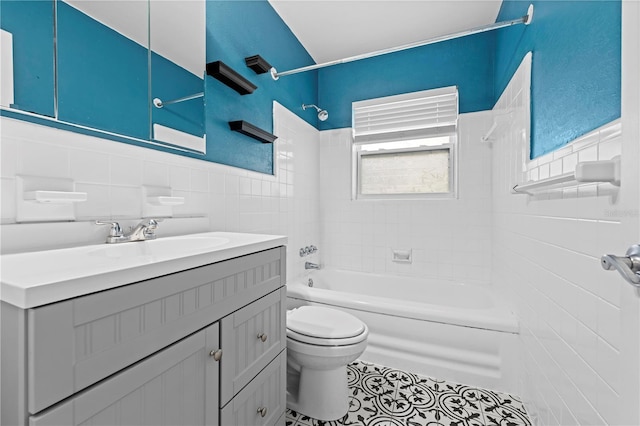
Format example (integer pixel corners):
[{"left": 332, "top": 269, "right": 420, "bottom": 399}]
[
  {"left": 257, "top": 332, "right": 268, "bottom": 342},
  {"left": 601, "top": 244, "right": 640, "bottom": 287}
]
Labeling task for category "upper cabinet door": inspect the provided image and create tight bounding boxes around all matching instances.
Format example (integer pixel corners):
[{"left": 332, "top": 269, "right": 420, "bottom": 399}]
[
  {"left": 56, "top": 0, "right": 150, "bottom": 140},
  {"left": 0, "top": 0, "right": 55, "bottom": 116}
]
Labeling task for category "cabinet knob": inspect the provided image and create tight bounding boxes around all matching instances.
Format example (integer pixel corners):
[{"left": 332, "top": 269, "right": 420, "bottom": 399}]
[
  {"left": 209, "top": 349, "right": 223, "bottom": 361},
  {"left": 257, "top": 333, "right": 267, "bottom": 342},
  {"left": 257, "top": 407, "right": 268, "bottom": 418}
]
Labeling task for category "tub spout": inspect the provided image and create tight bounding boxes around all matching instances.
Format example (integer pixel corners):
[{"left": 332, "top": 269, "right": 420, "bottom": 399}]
[{"left": 305, "top": 262, "right": 320, "bottom": 270}]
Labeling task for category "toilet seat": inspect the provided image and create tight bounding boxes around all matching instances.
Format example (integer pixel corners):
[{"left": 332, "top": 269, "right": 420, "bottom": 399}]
[{"left": 287, "top": 306, "right": 368, "bottom": 347}]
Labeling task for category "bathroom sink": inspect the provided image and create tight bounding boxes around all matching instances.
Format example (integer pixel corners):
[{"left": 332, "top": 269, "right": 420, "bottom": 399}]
[
  {"left": 87, "top": 235, "right": 230, "bottom": 259},
  {"left": 1, "top": 231, "right": 287, "bottom": 309}
]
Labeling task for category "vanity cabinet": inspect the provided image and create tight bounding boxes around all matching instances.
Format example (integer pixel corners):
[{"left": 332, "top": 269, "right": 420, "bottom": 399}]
[{"left": 1, "top": 245, "right": 286, "bottom": 426}]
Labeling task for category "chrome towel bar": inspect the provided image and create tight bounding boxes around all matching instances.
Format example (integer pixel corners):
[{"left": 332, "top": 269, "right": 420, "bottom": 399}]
[{"left": 512, "top": 157, "right": 620, "bottom": 194}]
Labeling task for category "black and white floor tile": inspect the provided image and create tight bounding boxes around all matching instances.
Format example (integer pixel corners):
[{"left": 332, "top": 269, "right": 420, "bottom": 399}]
[{"left": 285, "top": 360, "right": 532, "bottom": 426}]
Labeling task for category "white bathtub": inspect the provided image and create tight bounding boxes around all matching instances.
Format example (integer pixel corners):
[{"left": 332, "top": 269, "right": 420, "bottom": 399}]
[{"left": 287, "top": 269, "right": 519, "bottom": 392}]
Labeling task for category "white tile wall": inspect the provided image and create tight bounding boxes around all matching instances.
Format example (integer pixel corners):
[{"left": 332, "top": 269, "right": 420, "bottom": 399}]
[
  {"left": 491, "top": 52, "right": 638, "bottom": 425},
  {"left": 318, "top": 112, "right": 494, "bottom": 284},
  {"left": 0, "top": 101, "right": 320, "bottom": 282}
]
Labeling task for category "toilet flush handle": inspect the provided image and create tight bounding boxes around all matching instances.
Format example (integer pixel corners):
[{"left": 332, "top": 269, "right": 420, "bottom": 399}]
[{"left": 257, "top": 333, "right": 268, "bottom": 342}]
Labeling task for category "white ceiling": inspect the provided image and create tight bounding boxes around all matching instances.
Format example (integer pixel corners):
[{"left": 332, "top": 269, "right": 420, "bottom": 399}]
[{"left": 268, "top": 0, "right": 503, "bottom": 64}]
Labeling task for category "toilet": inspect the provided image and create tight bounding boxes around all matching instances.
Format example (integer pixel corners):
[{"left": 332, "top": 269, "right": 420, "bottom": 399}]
[{"left": 286, "top": 306, "right": 369, "bottom": 421}]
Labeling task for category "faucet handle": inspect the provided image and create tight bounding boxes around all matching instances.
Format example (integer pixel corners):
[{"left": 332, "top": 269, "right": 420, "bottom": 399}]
[
  {"left": 143, "top": 218, "right": 163, "bottom": 226},
  {"left": 142, "top": 218, "right": 161, "bottom": 238},
  {"left": 96, "top": 220, "right": 123, "bottom": 237}
]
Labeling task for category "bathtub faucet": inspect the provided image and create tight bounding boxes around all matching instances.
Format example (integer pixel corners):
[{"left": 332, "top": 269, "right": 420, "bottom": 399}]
[{"left": 305, "top": 262, "right": 321, "bottom": 270}]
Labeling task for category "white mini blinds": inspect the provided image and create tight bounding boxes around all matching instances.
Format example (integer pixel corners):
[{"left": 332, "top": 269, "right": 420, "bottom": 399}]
[
  {"left": 352, "top": 86, "right": 459, "bottom": 199},
  {"left": 352, "top": 86, "right": 458, "bottom": 144}
]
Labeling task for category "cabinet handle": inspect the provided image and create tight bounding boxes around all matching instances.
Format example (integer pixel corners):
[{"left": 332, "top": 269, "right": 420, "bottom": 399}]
[
  {"left": 257, "top": 407, "right": 268, "bottom": 417},
  {"left": 209, "top": 349, "right": 223, "bottom": 361},
  {"left": 257, "top": 333, "right": 267, "bottom": 342}
]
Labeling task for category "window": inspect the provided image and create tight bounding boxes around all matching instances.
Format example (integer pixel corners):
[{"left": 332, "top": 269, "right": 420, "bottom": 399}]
[{"left": 352, "top": 87, "right": 458, "bottom": 199}]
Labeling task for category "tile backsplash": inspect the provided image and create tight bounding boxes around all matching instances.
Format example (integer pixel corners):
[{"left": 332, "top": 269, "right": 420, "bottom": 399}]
[{"left": 0, "top": 101, "right": 319, "bottom": 282}]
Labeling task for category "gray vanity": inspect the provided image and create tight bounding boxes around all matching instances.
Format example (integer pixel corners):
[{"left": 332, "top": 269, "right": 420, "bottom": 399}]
[{"left": 1, "top": 232, "right": 287, "bottom": 426}]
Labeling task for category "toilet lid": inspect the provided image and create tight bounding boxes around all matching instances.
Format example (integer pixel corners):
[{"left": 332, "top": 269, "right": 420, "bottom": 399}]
[{"left": 287, "top": 306, "right": 365, "bottom": 339}]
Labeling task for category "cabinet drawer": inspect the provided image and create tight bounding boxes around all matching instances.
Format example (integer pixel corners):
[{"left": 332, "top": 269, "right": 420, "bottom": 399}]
[
  {"left": 220, "top": 350, "right": 286, "bottom": 426},
  {"left": 27, "top": 247, "right": 285, "bottom": 414},
  {"left": 30, "top": 324, "right": 220, "bottom": 426},
  {"left": 221, "top": 287, "right": 286, "bottom": 405}
]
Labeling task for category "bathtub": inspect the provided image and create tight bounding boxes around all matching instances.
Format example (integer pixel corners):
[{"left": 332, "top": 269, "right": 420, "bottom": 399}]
[{"left": 287, "top": 269, "right": 519, "bottom": 392}]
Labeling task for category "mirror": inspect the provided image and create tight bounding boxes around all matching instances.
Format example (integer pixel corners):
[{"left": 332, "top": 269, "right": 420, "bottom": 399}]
[
  {"left": 0, "top": 0, "right": 205, "bottom": 154},
  {"left": 0, "top": 0, "right": 55, "bottom": 116},
  {"left": 149, "top": 0, "right": 205, "bottom": 152},
  {"left": 56, "top": 0, "right": 150, "bottom": 140}
]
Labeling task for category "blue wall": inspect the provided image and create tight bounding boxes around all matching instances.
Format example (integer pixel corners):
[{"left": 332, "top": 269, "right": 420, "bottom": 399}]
[
  {"left": 318, "top": 32, "right": 496, "bottom": 131},
  {"left": 205, "top": 0, "right": 317, "bottom": 174},
  {"left": 3, "top": 0, "right": 621, "bottom": 171},
  {"left": 495, "top": 0, "right": 621, "bottom": 158}
]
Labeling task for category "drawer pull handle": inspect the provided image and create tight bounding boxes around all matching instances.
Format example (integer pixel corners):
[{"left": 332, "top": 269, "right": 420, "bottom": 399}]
[
  {"left": 209, "top": 349, "right": 223, "bottom": 361},
  {"left": 257, "top": 333, "right": 268, "bottom": 342},
  {"left": 257, "top": 407, "right": 268, "bottom": 417}
]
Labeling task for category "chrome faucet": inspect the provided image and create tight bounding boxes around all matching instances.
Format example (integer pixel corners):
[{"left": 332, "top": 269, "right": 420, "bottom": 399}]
[
  {"left": 96, "top": 219, "right": 161, "bottom": 244},
  {"left": 305, "top": 262, "right": 320, "bottom": 270}
]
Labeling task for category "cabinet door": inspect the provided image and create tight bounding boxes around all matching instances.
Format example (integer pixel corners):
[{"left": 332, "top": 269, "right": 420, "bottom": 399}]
[
  {"left": 221, "top": 287, "right": 286, "bottom": 405},
  {"left": 30, "top": 324, "right": 220, "bottom": 426},
  {"left": 220, "top": 351, "right": 286, "bottom": 426}
]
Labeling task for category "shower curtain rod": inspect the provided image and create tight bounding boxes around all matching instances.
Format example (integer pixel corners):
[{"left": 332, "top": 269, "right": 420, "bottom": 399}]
[{"left": 270, "top": 4, "right": 534, "bottom": 80}]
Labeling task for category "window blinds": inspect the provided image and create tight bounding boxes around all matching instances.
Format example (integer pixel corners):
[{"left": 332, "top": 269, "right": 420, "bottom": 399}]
[{"left": 352, "top": 86, "right": 458, "bottom": 144}]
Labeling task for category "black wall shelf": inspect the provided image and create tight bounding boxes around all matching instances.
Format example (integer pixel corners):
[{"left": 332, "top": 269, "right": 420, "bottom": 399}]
[
  {"left": 206, "top": 61, "right": 257, "bottom": 95},
  {"left": 229, "top": 120, "right": 277, "bottom": 144},
  {"left": 245, "top": 55, "right": 272, "bottom": 74}
]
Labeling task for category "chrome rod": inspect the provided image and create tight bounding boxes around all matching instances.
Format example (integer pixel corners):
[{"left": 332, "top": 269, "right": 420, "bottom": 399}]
[
  {"left": 153, "top": 92, "right": 204, "bottom": 108},
  {"left": 511, "top": 172, "right": 576, "bottom": 194},
  {"left": 272, "top": 7, "right": 533, "bottom": 80},
  {"left": 512, "top": 157, "right": 621, "bottom": 194}
]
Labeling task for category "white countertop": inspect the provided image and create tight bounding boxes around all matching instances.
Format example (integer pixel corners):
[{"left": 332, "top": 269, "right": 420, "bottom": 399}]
[{"left": 1, "top": 232, "right": 287, "bottom": 309}]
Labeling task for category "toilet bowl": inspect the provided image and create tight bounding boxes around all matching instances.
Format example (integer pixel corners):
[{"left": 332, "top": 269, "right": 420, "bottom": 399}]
[{"left": 286, "top": 306, "right": 369, "bottom": 421}]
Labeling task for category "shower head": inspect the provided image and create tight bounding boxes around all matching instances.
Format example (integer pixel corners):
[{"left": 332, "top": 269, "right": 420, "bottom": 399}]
[
  {"left": 302, "top": 104, "right": 329, "bottom": 122},
  {"left": 317, "top": 109, "right": 328, "bottom": 121}
]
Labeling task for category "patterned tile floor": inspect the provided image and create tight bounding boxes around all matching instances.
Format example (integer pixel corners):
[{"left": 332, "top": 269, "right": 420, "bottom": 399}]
[{"left": 286, "top": 360, "right": 532, "bottom": 426}]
